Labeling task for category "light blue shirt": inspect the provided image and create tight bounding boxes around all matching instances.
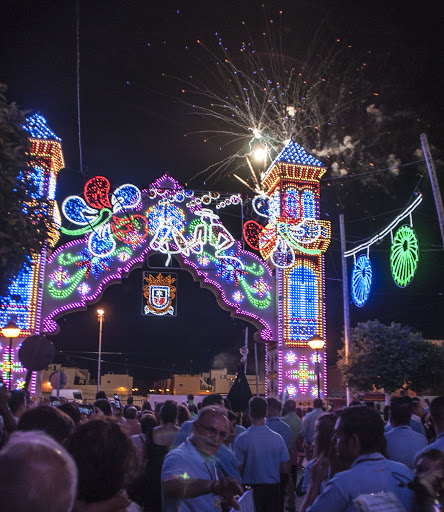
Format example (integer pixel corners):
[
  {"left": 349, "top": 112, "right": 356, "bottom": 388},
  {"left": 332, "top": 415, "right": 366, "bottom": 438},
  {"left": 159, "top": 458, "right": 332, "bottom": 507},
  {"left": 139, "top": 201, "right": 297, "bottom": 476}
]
[
  {"left": 385, "top": 418, "right": 426, "bottom": 437},
  {"left": 385, "top": 425, "right": 427, "bottom": 469},
  {"left": 282, "top": 411, "right": 303, "bottom": 450},
  {"left": 415, "top": 432, "right": 444, "bottom": 460},
  {"left": 162, "top": 438, "right": 220, "bottom": 512},
  {"left": 171, "top": 420, "right": 240, "bottom": 480},
  {"left": 301, "top": 408, "right": 324, "bottom": 443},
  {"left": 307, "top": 453, "right": 414, "bottom": 512},
  {"left": 234, "top": 425, "right": 289, "bottom": 484},
  {"left": 266, "top": 417, "right": 292, "bottom": 450}
]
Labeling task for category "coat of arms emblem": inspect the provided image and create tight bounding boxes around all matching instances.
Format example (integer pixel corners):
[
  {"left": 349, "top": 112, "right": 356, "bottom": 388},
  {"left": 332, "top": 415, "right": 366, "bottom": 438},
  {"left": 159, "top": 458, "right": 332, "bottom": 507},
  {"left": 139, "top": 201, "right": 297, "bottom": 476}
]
[{"left": 143, "top": 273, "right": 176, "bottom": 316}]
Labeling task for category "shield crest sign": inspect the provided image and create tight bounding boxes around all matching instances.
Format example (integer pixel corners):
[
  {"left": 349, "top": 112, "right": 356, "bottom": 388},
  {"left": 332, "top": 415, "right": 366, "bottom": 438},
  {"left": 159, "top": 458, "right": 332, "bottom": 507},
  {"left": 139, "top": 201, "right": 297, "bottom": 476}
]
[{"left": 142, "top": 272, "right": 176, "bottom": 316}]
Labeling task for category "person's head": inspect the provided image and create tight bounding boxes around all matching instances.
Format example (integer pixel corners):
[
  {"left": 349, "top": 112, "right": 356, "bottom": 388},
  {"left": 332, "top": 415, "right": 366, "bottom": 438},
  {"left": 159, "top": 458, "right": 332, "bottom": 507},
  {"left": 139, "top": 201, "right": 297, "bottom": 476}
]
[
  {"left": 124, "top": 406, "right": 138, "bottom": 420},
  {"left": 313, "top": 413, "right": 337, "bottom": 459},
  {"left": 282, "top": 399, "right": 296, "bottom": 415},
  {"left": 197, "top": 402, "right": 202, "bottom": 410},
  {"left": 201, "top": 393, "right": 224, "bottom": 408},
  {"left": 383, "top": 405, "right": 390, "bottom": 422},
  {"left": 335, "top": 406, "right": 385, "bottom": 462},
  {"left": 191, "top": 406, "right": 229, "bottom": 455},
  {"left": 429, "top": 396, "right": 444, "bottom": 433},
  {"left": 94, "top": 398, "right": 112, "bottom": 417},
  {"left": 249, "top": 396, "right": 267, "bottom": 420},
  {"left": 313, "top": 398, "right": 323, "bottom": 409},
  {"left": 142, "top": 401, "right": 152, "bottom": 412},
  {"left": 412, "top": 449, "right": 444, "bottom": 500},
  {"left": 223, "top": 397, "right": 232, "bottom": 410},
  {"left": 160, "top": 400, "right": 178, "bottom": 425},
  {"left": 411, "top": 397, "right": 423, "bottom": 418},
  {"left": 126, "top": 396, "right": 133, "bottom": 405},
  {"left": 57, "top": 402, "right": 81, "bottom": 426},
  {"left": 154, "top": 402, "right": 163, "bottom": 423},
  {"left": 226, "top": 410, "right": 238, "bottom": 445},
  {"left": 267, "top": 398, "right": 282, "bottom": 417},
  {"left": 187, "top": 394, "right": 194, "bottom": 402},
  {"left": 18, "top": 405, "right": 75, "bottom": 444},
  {"left": 67, "top": 418, "right": 136, "bottom": 503},
  {"left": 177, "top": 403, "right": 191, "bottom": 425},
  {"left": 8, "top": 390, "right": 27, "bottom": 418},
  {"left": 140, "top": 414, "right": 157, "bottom": 440},
  {"left": 349, "top": 400, "right": 361, "bottom": 407},
  {"left": 390, "top": 396, "right": 412, "bottom": 427},
  {"left": 95, "top": 391, "right": 107, "bottom": 400},
  {"left": 0, "top": 431, "right": 77, "bottom": 512},
  {"left": 296, "top": 407, "right": 303, "bottom": 419}
]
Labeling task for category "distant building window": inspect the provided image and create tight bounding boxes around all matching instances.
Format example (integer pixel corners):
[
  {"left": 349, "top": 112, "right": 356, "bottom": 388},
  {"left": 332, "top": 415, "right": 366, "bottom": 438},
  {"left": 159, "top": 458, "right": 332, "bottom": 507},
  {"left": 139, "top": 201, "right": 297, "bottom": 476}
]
[
  {"left": 179, "top": 383, "right": 183, "bottom": 386},
  {"left": 107, "top": 381, "right": 111, "bottom": 384}
]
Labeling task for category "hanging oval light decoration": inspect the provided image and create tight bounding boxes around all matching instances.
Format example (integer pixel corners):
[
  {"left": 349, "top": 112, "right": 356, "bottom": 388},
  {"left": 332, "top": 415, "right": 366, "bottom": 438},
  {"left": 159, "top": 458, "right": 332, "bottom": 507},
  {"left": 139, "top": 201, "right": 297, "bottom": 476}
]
[
  {"left": 351, "top": 254, "right": 372, "bottom": 307},
  {"left": 390, "top": 225, "right": 419, "bottom": 287}
]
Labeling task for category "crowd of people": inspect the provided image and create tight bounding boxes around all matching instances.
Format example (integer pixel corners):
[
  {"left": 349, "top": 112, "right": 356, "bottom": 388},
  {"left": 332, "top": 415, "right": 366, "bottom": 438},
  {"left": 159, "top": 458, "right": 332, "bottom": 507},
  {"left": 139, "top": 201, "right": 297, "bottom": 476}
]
[{"left": 0, "top": 386, "right": 443, "bottom": 512}]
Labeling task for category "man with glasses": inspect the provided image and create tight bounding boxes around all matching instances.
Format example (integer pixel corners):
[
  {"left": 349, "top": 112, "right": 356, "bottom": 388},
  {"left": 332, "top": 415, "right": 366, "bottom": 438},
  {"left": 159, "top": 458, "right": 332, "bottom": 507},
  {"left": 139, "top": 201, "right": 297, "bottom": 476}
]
[
  {"left": 162, "top": 406, "right": 243, "bottom": 511},
  {"left": 234, "top": 396, "right": 290, "bottom": 512}
]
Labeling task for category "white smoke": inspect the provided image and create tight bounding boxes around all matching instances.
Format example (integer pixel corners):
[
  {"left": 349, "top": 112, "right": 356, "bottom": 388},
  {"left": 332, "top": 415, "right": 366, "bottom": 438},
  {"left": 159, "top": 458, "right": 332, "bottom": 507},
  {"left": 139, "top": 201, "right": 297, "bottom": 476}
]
[
  {"left": 331, "top": 162, "right": 348, "bottom": 177},
  {"left": 387, "top": 153, "right": 401, "bottom": 175},
  {"left": 211, "top": 352, "right": 237, "bottom": 371},
  {"left": 367, "top": 104, "right": 383, "bottom": 123},
  {"left": 313, "top": 135, "right": 359, "bottom": 158},
  {"left": 414, "top": 147, "right": 424, "bottom": 158},
  {"left": 286, "top": 105, "right": 296, "bottom": 117}
]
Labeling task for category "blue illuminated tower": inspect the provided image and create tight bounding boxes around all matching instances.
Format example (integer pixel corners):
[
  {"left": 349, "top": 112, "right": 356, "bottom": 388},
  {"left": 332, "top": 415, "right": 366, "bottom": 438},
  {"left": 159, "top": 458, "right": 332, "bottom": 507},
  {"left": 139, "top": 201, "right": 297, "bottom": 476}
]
[
  {"left": 0, "top": 115, "right": 64, "bottom": 392},
  {"left": 262, "top": 141, "right": 331, "bottom": 402}
]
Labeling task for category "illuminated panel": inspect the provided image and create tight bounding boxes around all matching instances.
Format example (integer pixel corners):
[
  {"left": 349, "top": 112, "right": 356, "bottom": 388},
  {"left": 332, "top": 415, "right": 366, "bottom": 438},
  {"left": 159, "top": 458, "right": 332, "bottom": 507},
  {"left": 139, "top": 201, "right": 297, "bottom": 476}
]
[
  {"left": 390, "top": 225, "right": 419, "bottom": 288},
  {"left": 42, "top": 176, "right": 276, "bottom": 341},
  {"left": 351, "top": 255, "right": 372, "bottom": 307},
  {"left": 284, "top": 264, "right": 319, "bottom": 345},
  {"left": 269, "top": 140, "right": 324, "bottom": 168},
  {"left": 22, "top": 113, "right": 61, "bottom": 141},
  {"left": 302, "top": 191, "right": 315, "bottom": 218}
]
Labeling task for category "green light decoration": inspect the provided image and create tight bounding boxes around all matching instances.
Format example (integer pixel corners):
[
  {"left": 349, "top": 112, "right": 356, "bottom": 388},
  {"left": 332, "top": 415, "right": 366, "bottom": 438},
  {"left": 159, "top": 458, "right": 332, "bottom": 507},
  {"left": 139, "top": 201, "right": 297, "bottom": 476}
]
[{"left": 390, "top": 225, "right": 419, "bottom": 288}]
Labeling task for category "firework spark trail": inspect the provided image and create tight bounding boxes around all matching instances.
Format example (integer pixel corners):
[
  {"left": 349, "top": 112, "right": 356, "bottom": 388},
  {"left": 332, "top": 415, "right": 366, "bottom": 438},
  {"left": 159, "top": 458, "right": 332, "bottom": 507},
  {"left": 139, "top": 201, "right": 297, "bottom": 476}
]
[{"left": 172, "top": 13, "right": 376, "bottom": 188}]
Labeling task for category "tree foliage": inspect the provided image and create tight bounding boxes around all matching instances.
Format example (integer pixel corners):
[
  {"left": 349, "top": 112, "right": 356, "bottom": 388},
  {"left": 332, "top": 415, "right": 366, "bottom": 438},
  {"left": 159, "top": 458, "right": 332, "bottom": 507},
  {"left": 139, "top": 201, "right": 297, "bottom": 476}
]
[
  {"left": 337, "top": 319, "right": 444, "bottom": 395},
  {"left": 0, "top": 84, "right": 53, "bottom": 298}
]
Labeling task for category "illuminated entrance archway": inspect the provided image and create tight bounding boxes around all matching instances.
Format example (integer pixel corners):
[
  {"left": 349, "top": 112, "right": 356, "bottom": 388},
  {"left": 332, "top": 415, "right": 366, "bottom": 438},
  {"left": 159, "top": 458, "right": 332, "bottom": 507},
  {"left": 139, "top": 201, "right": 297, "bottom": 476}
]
[{"left": 1, "top": 116, "right": 330, "bottom": 402}]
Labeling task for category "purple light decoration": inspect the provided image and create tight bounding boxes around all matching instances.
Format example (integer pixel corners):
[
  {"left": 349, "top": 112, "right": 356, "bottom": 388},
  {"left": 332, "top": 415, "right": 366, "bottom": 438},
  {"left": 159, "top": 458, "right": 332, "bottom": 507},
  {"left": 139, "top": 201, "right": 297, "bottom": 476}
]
[
  {"left": 149, "top": 174, "right": 183, "bottom": 197},
  {"left": 278, "top": 268, "right": 283, "bottom": 394},
  {"left": 42, "top": 182, "right": 276, "bottom": 341},
  {"left": 42, "top": 238, "right": 151, "bottom": 332},
  {"left": 181, "top": 240, "right": 274, "bottom": 341}
]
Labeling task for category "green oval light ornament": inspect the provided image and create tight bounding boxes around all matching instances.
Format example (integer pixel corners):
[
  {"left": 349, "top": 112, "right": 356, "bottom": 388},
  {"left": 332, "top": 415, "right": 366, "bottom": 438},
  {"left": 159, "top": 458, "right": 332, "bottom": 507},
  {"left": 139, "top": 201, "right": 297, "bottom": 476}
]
[{"left": 390, "top": 225, "right": 419, "bottom": 287}]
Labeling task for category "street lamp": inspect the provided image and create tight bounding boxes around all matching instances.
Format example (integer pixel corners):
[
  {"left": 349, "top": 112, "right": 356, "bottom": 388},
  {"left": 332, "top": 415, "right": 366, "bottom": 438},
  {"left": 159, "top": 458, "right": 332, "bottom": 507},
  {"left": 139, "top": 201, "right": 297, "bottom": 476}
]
[
  {"left": 2, "top": 318, "right": 20, "bottom": 390},
  {"left": 308, "top": 335, "right": 324, "bottom": 399},
  {"left": 97, "top": 309, "right": 104, "bottom": 394}
]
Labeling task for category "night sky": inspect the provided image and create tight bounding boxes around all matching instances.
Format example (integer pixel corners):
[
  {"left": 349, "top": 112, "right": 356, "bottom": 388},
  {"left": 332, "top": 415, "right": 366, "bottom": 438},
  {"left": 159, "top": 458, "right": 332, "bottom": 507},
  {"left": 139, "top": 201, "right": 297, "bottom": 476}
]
[{"left": 1, "top": 1, "right": 443, "bottom": 391}]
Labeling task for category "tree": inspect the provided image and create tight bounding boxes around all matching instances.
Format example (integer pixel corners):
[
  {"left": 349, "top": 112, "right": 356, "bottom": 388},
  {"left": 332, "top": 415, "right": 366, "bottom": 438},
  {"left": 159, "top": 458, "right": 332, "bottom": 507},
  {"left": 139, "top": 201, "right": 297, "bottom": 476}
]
[
  {"left": 0, "top": 84, "right": 53, "bottom": 298},
  {"left": 337, "top": 320, "right": 444, "bottom": 395}
]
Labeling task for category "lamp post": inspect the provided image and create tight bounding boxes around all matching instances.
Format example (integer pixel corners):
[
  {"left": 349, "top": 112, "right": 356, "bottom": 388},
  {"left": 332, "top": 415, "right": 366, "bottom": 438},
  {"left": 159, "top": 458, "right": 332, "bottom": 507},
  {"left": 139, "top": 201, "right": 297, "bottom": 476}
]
[
  {"left": 97, "top": 309, "right": 104, "bottom": 394},
  {"left": 2, "top": 319, "right": 20, "bottom": 390},
  {"left": 308, "top": 335, "right": 324, "bottom": 399}
]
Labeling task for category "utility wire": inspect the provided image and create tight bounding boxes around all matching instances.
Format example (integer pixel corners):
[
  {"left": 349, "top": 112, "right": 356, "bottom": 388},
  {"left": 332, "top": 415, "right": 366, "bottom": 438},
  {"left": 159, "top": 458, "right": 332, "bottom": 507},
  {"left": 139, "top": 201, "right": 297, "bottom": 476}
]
[{"left": 76, "top": 0, "right": 83, "bottom": 176}]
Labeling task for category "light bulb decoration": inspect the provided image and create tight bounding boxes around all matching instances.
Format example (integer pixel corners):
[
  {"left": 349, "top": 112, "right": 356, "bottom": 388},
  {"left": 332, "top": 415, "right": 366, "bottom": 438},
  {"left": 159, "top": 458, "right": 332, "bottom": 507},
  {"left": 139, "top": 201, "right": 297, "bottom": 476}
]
[
  {"left": 61, "top": 176, "right": 148, "bottom": 257},
  {"left": 42, "top": 174, "right": 275, "bottom": 341},
  {"left": 344, "top": 194, "right": 422, "bottom": 302},
  {"left": 351, "top": 254, "right": 372, "bottom": 307},
  {"left": 259, "top": 140, "right": 329, "bottom": 401},
  {"left": 390, "top": 225, "right": 419, "bottom": 288}
]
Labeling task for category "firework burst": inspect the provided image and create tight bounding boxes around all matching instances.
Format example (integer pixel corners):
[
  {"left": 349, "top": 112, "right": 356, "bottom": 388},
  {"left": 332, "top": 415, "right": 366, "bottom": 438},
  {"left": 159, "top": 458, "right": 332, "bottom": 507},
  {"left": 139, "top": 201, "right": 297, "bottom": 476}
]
[{"left": 175, "top": 14, "right": 379, "bottom": 189}]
